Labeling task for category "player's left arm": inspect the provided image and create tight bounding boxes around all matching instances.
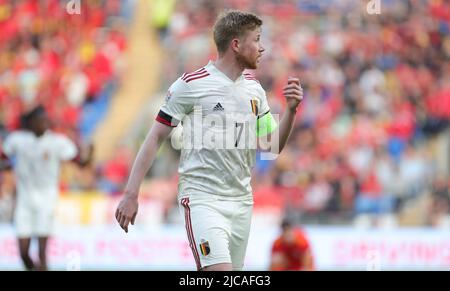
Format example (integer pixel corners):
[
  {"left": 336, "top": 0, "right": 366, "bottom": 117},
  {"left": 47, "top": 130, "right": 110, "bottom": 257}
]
[
  {"left": 257, "top": 77, "right": 303, "bottom": 153},
  {"left": 57, "top": 135, "right": 92, "bottom": 168},
  {"left": 72, "top": 143, "right": 94, "bottom": 168},
  {"left": 275, "top": 77, "right": 303, "bottom": 153},
  {"left": 1, "top": 134, "right": 17, "bottom": 171}
]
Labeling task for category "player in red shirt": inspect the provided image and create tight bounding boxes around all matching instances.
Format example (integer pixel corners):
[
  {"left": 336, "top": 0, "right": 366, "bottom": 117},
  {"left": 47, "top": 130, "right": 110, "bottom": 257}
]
[{"left": 270, "top": 219, "right": 314, "bottom": 271}]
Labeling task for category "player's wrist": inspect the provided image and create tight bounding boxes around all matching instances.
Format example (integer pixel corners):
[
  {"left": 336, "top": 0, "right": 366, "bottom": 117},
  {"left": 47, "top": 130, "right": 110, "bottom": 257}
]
[
  {"left": 123, "top": 189, "right": 139, "bottom": 199},
  {"left": 287, "top": 105, "right": 298, "bottom": 114}
]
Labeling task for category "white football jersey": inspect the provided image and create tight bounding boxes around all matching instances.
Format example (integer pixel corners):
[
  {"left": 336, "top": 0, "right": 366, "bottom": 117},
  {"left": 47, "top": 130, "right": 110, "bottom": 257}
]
[
  {"left": 2, "top": 130, "right": 77, "bottom": 208},
  {"left": 156, "top": 61, "right": 271, "bottom": 199}
]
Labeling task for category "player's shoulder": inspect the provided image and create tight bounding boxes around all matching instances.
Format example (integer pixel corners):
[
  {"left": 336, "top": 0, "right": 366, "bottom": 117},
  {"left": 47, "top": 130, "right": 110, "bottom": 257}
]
[
  {"left": 243, "top": 71, "right": 265, "bottom": 92},
  {"left": 243, "top": 71, "right": 260, "bottom": 84},
  {"left": 272, "top": 237, "right": 284, "bottom": 249},
  {"left": 294, "top": 229, "right": 310, "bottom": 246},
  {"left": 168, "top": 66, "right": 212, "bottom": 96},
  {"left": 5, "top": 130, "right": 31, "bottom": 141},
  {"left": 179, "top": 66, "right": 211, "bottom": 85},
  {"left": 44, "top": 131, "right": 71, "bottom": 142}
]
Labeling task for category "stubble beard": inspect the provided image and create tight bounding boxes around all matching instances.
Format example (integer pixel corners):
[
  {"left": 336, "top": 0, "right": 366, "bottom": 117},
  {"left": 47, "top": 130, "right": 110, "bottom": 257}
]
[{"left": 237, "top": 53, "right": 258, "bottom": 70}]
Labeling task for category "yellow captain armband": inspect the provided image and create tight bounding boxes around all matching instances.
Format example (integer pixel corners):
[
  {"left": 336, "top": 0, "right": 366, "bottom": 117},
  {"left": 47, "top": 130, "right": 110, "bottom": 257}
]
[{"left": 256, "top": 111, "right": 278, "bottom": 137}]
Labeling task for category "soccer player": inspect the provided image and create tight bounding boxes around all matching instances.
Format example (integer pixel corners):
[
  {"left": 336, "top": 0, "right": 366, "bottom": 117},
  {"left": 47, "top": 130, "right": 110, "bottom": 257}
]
[
  {"left": 115, "top": 10, "right": 303, "bottom": 271},
  {"left": 269, "top": 219, "right": 315, "bottom": 271},
  {"left": 1, "top": 105, "right": 92, "bottom": 271}
]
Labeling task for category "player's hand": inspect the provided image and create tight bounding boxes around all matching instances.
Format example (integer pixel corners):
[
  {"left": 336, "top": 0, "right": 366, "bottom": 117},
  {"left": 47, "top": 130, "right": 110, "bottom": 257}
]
[
  {"left": 283, "top": 77, "right": 303, "bottom": 112},
  {"left": 115, "top": 195, "right": 138, "bottom": 233}
]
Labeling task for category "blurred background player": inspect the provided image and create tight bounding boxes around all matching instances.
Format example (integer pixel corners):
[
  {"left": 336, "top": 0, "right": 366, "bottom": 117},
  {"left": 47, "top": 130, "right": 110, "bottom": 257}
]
[
  {"left": 0, "top": 105, "right": 92, "bottom": 271},
  {"left": 270, "top": 218, "right": 314, "bottom": 271}
]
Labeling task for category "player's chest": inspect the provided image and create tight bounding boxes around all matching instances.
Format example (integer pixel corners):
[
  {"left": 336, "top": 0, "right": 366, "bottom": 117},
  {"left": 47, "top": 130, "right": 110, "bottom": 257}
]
[
  {"left": 17, "top": 138, "right": 55, "bottom": 163},
  {"left": 285, "top": 247, "right": 303, "bottom": 260},
  {"left": 196, "top": 86, "right": 261, "bottom": 118}
]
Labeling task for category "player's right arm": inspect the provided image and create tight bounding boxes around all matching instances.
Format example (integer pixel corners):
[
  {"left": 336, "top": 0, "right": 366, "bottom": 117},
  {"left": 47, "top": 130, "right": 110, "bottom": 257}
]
[
  {"left": 116, "top": 78, "right": 193, "bottom": 233},
  {"left": 115, "top": 122, "right": 173, "bottom": 233},
  {"left": 0, "top": 133, "right": 19, "bottom": 171}
]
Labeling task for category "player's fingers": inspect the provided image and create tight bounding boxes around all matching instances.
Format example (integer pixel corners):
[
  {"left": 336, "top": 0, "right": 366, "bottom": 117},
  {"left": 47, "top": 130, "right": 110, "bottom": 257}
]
[
  {"left": 285, "top": 92, "right": 303, "bottom": 99},
  {"left": 294, "top": 89, "right": 303, "bottom": 96},
  {"left": 131, "top": 212, "right": 137, "bottom": 225},
  {"left": 119, "top": 215, "right": 128, "bottom": 231},
  {"left": 287, "top": 82, "right": 302, "bottom": 91},
  {"left": 284, "top": 93, "right": 303, "bottom": 100},
  {"left": 283, "top": 89, "right": 302, "bottom": 96},
  {"left": 116, "top": 211, "right": 122, "bottom": 224},
  {"left": 285, "top": 95, "right": 303, "bottom": 102},
  {"left": 285, "top": 85, "right": 302, "bottom": 91},
  {"left": 123, "top": 217, "right": 130, "bottom": 233},
  {"left": 283, "top": 85, "right": 301, "bottom": 94},
  {"left": 283, "top": 87, "right": 301, "bottom": 93},
  {"left": 115, "top": 207, "right": 120, "bottom": 221},
  {"left": 283, "top": 83, "right": 300, "bottom": 90},
  {"left": 287, "top": 77, "right": 300, "bottom": 84},
  {"left": 287, "top": 77, "right": 300, "bottom": 85}
]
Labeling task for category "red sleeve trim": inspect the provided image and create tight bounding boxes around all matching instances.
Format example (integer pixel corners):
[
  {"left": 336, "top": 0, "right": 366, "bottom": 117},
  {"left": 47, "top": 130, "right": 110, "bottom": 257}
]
[{"left": 155, "top": 110, "right": 178, "bottom": 127}]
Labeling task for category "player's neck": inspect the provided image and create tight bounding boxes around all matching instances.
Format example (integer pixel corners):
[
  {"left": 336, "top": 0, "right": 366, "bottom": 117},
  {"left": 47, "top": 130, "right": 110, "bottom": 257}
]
[
  {"left": 31, "top": 129, "right": 46, "bottom": 137},
  {"left": 213, "top": 56, "right": 244, "bottom": 82}
]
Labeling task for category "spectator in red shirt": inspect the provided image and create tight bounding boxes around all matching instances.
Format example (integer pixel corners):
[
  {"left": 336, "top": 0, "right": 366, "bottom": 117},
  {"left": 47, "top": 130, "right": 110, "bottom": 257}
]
[{"left": 270, "top": 219, "right": 314, "bottom": 271}]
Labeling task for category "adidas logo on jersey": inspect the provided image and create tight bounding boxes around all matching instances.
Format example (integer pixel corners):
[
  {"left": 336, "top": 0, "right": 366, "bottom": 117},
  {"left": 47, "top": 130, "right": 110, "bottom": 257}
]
[{"left": 213, "top": 103, "right": 224, "bottom": 111}]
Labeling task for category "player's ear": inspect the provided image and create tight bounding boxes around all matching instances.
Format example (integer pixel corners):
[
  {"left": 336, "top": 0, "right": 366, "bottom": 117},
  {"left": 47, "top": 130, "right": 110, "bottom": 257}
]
[{"left": 230, "top": 38, "right": 240, "bottom": 53}]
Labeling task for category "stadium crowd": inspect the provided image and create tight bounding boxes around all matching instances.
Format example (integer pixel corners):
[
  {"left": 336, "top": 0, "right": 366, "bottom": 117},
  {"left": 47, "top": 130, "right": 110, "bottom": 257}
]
[
  {"left": 154, "top": 0, "right": 450, "bottom": 227},
  {"left": 0, "top": 0, "right": 130, "bottom": 217}
]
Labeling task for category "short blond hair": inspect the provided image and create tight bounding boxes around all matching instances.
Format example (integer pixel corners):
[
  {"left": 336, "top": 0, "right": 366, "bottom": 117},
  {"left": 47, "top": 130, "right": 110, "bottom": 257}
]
[{"left": 213, "top": 10, "right": 263, "bottom": 55}]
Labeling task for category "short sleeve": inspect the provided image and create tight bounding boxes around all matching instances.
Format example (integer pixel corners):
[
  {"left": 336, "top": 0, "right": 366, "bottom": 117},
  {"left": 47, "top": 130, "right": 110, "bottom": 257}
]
[
  {"left": 256, "top": 84, "right": 271, "bottom": 118},
  {"left": 2, "top": 133, "right": 20, "bottom": 157},
  {"left": 156, "top": 78, "right": 194, "bottom": 127},
  {"left": 56, "top": 135, "right": 77, "bottom": 161}
]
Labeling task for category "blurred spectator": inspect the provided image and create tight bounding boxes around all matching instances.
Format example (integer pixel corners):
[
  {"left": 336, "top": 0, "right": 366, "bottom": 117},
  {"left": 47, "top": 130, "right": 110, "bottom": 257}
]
[
  {"left": 0, "top": 0, "right": 128, "bottom": 130},
  {"left": 2, "top": 0, "right": 449, "bottom": 228},
  {"left": 0, "top": 0, "right": 130, "bottom": 195},
  {"left": 270, "top": 218, "right": 314, "bottom": 271},
  {"left": 354, "top": 167, "right": 395, "bottom": 215},
  {"left": 427, "top": 176, "right": 450, "bottom": 227}
]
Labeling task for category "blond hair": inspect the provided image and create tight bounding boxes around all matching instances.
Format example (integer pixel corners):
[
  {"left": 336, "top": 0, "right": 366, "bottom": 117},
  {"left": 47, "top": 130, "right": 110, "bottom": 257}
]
[{"left": 213, "top": 10, "right": 263, "bottom": 54}]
